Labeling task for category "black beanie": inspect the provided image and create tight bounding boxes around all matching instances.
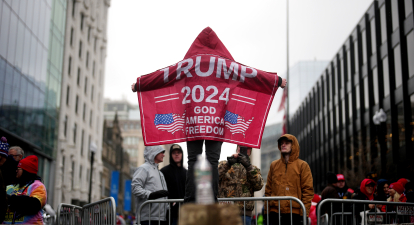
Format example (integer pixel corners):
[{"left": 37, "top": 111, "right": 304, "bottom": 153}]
[{"left": 327, "top": 172, "right": 338, "bottom": 184}]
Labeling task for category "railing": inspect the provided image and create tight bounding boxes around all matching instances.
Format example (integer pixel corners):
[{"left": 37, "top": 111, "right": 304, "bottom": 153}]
[
  {"left": 137, "top": 196, "right": 308, "bottom": 225},
  {"left": 56, "top": 203, "right": 82, "bottom": 225},
  {"left": 316, "top": 198, "right": 414, "bottom": 225},
  {"left": 56, "top": 197, "right": 116, "bottom": 225}
]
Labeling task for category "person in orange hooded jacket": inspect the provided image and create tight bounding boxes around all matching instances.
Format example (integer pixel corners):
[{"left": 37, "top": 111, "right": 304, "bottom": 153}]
[{"left": 264, "top": 134, "right": 314, "bottom": 225}]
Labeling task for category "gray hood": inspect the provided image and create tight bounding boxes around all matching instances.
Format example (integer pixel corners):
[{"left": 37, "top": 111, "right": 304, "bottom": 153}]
[
  {"left": 144, "top": 146, "right": 165, "bottom": 165},
  {"left": 132, "top": 145, "right": 168, "bottom": 221}
]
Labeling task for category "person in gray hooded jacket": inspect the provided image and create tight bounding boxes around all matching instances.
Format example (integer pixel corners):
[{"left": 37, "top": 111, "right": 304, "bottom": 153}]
[{"left": 132, "top": 146, "right": 169, "bottom": 225}]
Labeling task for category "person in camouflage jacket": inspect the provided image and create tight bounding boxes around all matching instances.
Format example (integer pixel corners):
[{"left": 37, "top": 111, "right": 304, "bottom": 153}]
[{"left": 218, "top": 145, "right": 264, "bottom": 224}]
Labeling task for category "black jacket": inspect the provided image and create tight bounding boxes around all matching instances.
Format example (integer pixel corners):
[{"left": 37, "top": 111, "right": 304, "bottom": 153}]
[
  {"left": 160, "top": 145, "right": 187, "bottom": 218},
  {"left": 0, "top": 170, "right": 7, "bottom": 223}
]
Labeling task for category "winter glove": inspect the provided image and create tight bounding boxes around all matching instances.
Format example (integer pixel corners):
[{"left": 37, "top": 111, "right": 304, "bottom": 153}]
[
  {"left": 237, "top": 153, "right": 251, "bottom": 168},
  {"left": 148, "top": 190, "right": 169, "bottom": 200},
  {"left": 8, "top": 195, "right": 42, "bottom": 215},
  {"left": 227, "top": 156, "right": 237, "bottom": 167}
]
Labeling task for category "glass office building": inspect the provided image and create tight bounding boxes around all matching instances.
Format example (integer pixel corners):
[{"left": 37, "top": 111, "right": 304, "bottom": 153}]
[
  {"left": 0, "top": 0, "right": 66, "bottom": 192},
  {"left": 290, "top": 0, "right": 414, "bottom": 192}
]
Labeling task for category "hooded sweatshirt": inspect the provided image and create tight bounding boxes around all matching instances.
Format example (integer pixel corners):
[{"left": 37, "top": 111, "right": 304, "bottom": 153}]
[
  {"left": 132, "top": 146, "right": 168, "bottom": 222},
  {"left": 160, "top": 145, "right": 187, "bottom": 218},
  {"left": 264, "top": 134, "right": 314, "bottom": 216}
]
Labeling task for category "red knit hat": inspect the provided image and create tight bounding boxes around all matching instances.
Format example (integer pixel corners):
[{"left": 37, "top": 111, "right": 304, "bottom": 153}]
[
  {"left": 18, "top": 155, "right": 38, "bottom": 174},
  {"left": 398, "top": 178, "right": 408, "bottom": 187},
  {"left": 312, "top": 194, "right": 321, "bottom": 203},
  {"left": 390, "top": 182, "right": 404, "bottom": 194}
]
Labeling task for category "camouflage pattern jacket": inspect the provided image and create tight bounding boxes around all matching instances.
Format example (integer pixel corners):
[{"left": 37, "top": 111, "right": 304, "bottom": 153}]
[{"left": 218, "top": 160, "right": 264, "bottom": 212}]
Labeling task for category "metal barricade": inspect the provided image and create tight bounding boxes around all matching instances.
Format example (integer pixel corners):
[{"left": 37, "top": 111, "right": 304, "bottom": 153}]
[
  {"left": 56, "top": 197, "right": 116, "bottom": 225},
  {"left": 82, "top": 197, "right": 117, "bottom": 225},
  {"left": 317, "top": 198, "right": 414, "bottom": 225},
  {"left": 137, "top": 197, "right": 308, "bottom": 225},
  {"left": 56, "top": 203, "right": 82, "bottom": 225}
]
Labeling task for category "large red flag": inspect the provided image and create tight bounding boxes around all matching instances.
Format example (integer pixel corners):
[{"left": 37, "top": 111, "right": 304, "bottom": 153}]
[{"left": 136, "top": 27, "right": 282, "bottom": 148}]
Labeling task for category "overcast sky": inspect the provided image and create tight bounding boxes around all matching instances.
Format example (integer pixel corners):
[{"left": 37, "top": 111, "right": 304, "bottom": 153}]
[{"left": 103, "top": 0, "right": 374, "bottom": 165}]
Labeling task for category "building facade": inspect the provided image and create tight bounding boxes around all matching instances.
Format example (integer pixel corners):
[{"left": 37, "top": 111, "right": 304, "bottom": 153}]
[
  {"left": 104, "top": 99, "right": 170, "bottom": 169},
  {"left": 102, "top": 114, "right": 133, "bottom": 215},
  {"left": 0, "top": 0, "right": 66, "bottom": 203},
  {"left": 54, "top": 0, "right": 110, "bottom": 207},
  {"left": 290, "top": 0, "right": 414, "bottom": 192}
]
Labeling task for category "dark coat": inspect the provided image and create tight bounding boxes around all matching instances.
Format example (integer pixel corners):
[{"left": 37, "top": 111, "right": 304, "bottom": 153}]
[
  {"left": 0, "top": 170, "right": 7, "bottom": 223},
  {"left": 160, "top": 145, "right": 187, "bottom": 218}
]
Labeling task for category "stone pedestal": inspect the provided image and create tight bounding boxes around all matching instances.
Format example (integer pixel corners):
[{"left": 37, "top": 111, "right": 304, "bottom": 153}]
[{"left": 179, "top": 204, "right": 242, "bottom": 225}]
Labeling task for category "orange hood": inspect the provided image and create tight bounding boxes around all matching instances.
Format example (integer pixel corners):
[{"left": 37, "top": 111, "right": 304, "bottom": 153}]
[{"left": 278, "top": 134, "right": 300, "bottom": 162}]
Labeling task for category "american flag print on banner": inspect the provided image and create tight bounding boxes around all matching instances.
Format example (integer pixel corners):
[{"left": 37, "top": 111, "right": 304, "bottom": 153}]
[
  {"left": 154, "top": 111, "right": 186, "bottom": 134},
  {"left": 224, "top": 110, "right": 254, "bottom": 137}
]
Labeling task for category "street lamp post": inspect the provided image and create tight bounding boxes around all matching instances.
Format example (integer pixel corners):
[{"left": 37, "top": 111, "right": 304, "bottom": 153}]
[
  {"left": 88, "top": 142, "right": 97, "bottom": 203},
  {"left": 373, "top": 108, "right": 387, "bottom": 176}
]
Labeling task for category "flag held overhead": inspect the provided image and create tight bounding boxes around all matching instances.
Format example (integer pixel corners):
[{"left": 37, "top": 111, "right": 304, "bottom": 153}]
[{"left": 135, "top": 27, "right": 283, "bottom": 148}]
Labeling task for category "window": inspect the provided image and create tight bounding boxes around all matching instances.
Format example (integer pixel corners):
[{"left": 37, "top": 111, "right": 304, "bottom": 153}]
[
  {"left": 75, "top": 95, "right": 79, "bottom": 113},
  {"left": 72, "top": 0, "right": 76, "bottom": 17},
  {"left": 354, "top": 40, "right": 359, "bottom": 73},
  {"left": 79, "top": 41, "right": 82, "bottom": 58},
  {"left": 94, "top": 37, "right": 97, "bottom": 52},
  {"left": 370, "top": 18, "right": 377, "bottom": 54},
  {"left": 397, "top": 102, "right": 405, "bottom": 148},
  {"left": 373, "top": 68, "right": 379, "bottom": 104},
  {"left": 406, "top": 0, "right": 413, "bottom": 17},
  {"left": 64, "top": 115, "right": 68, "bottom": 137},
  {"left": 383, "top": 57, "right": 390, "bottom": 97},
  {"left": 362, "top": 30, "right": 367, "bottom": 64},
  {"left": 86, "top": 51, "right": 89, "bottom": 68},
  {"left": 68, "top": 57, "right": 72, "bottom": 75},
  {"left": 394, "top": 45, "right": 402, "bottom": 88},
  {"left": 407, "top": 31, "right": 414, "bottom": 78},
  {"left": 348, "top": 92, "right": 353, "bottom": 121},
  {"left": 80, "top": 166, "right": 83, "bottom": 185},
  {"left": 77, "top": 68, "right": 81, "bottom": 85},
  {"left": 342, "top": 100, "right": 346, "bottom": 125},
  {"left": 91, "top": 85, "right": 94, "bottom": 101},
  {"left": 70, "top": 28, "right": 74, "bottom": 46},
  {"left": 81, "top": 129, "right": 84, "bottom": 155},
  {"left": 73, "top": 123, "right": 77, "bottom": 143},
  {"left": 356, "top": 85, "right": 360, "bottom": 112},
  {"left": 71, "top": 161, "right": 75, "bottom": 189},
  {"left": 92, "top": 61, "right": 95, "bottom": 76},
  {"left": 88, "top": 26, "right": 91, "bottom": 41},
  {"left": 340, "top": 57, "right": 345, "bottom": 88},
  {"left": 80, "top": 13, "right": 84, "bottom": 31},
  {"left": 380, "top": 5, "right": 387, "bottom": 44},
  {"left": 84, "top": 77, "right": 88, "bottom": 94},
  {"left": 90, "top": 110, "right": 93, "bottom": 127},
  {"left": 347, "top": 49, "right": 352, "bottom": 82},
  {"left": 66, "top": 85, "right": 70, "bottom": 105},
  {"left": 83, "top": 103, "right": 86, "bottom": 120},
  {"left": 391, "top": 0, "right": 399, "bottom": 31},
  {"left": 364, "top": 77, "right": 369, "bottom": 111}
]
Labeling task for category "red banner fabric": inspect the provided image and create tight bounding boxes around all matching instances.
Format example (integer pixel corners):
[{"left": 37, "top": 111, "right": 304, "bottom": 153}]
[{"left": 136, "top": 27, "right": 281, "bottom": 148}]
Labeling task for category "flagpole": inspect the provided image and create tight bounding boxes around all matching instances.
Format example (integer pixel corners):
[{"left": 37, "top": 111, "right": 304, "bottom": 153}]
[{"left": 286, "top": 0, "right": 289, "bottom": 133}]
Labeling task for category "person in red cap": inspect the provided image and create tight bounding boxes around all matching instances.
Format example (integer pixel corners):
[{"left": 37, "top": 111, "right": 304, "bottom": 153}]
[
  {"left": 309, "top": 194, "right": 321, "bottom": 225},
  {"left": 336, "top": 174, "right": 353, "bottom": 200},
  {"left": 388, "top": 182, "right": 407, "bottom": 203},
  {"left": 4, "top": 155, "right": 47, "bottom": 224}
]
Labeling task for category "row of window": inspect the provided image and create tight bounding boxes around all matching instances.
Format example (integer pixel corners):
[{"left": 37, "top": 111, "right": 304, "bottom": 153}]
[{"left": 290, "top": 0, "right": 414, "bottom": 191}]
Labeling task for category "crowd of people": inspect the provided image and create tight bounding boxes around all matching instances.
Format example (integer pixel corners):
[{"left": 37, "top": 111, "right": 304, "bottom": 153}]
[
  {"left": 310, "top": 172, "right": 413, "bottom": 224},
  {"left": 132, "top": 134, "right": 314, "bottom": 225},
  {"left": 0, "top": 137, "right": 47, "bottom": 224}
]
